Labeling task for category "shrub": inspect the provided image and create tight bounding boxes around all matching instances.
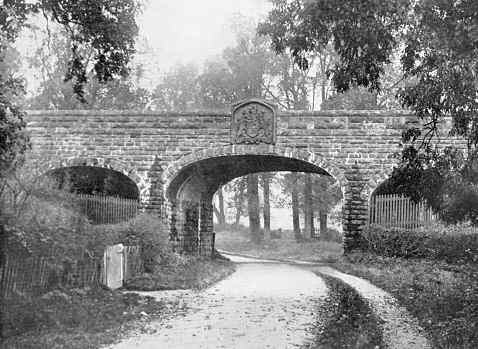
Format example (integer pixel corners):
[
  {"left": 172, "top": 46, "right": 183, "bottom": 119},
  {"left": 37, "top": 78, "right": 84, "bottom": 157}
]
[
  {"left": 1, "top": 162, "right": 96, "bottom": 262},
  {"left": 320, "top": 228, "right": 343, "bottom": 243},
  {"left": 361, "top": 224, "right": 478, "bottom": 262},
  {"left": 93, "top": 213, "right": 175, "bottom": 272}
]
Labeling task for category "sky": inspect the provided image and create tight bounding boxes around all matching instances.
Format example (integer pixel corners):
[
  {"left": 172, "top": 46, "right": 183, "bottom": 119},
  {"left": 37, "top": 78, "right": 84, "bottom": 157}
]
[
  {"left": 134, "top": 0, "right": 271, "bottom": 87},
  {"left": 17, "top": 0, "right": 272, "bottom": 93}
]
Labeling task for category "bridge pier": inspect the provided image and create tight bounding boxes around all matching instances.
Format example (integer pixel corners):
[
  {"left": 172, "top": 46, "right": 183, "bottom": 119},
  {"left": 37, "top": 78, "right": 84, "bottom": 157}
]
[{"left": 169, "top": 197, "right": 215, "bottom": 256}]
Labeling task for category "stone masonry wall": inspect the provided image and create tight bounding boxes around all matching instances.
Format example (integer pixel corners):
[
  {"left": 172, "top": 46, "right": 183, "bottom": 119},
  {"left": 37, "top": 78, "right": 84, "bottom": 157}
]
[{"left": 25, "top": 109, "right": 439, "bottom": 252}]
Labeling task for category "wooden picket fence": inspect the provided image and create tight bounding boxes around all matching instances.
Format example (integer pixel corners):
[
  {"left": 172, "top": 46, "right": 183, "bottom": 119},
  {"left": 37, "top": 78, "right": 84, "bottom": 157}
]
[
  {"left": 0, "top": 245, "right": 143, "bottom": 299},
  {"left": 0, "top": 253, "right": 101, "bottom": 298},
  {"left": 75, "top": 194, "right": 139, "bottom": 225},
  {"left": 369, "top": 194, "right": 436, "bottom": 229}
]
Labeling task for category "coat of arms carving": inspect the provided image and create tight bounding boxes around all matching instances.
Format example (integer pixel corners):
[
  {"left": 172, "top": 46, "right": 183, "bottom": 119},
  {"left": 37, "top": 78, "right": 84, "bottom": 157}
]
[{"left": 231, "top": 99, "right": 277, "bottom": 144}]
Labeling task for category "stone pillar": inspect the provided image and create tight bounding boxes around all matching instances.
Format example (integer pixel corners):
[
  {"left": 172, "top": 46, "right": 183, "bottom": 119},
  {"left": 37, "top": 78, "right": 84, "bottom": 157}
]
[
  {"left": 198, "top": 200, "right": 214, "bottom": 257},
  {"left": 168, "top": 200, "right": 180, "bottom": 252},
  {"left": 342, "top": 166, "right": 369, "bottom": 252},
  {"left": 143, "top": 160, "right": 164, "bottom": 217},
  {"left": 180, "top": 200, "right": 200, "bottom": 253}
]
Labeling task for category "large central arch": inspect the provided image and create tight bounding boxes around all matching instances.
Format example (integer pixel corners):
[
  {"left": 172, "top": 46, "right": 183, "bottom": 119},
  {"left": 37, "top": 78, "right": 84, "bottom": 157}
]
[{"left": 163, "top": 145, "right": 349, "bottom": 255}]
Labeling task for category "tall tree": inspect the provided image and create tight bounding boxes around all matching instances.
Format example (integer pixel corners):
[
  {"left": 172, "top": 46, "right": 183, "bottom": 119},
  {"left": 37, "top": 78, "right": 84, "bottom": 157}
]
[
  {"left": 289, "top": 173, "right": 301, "bottom": 240},
  {"left": 225, "top": 176, "right": 248, "bottom": 226},
  {"left": 197, "top": 59, "right": 237, "bottom": 110},
  {"left": 277, "top": 172, "right": 341, "bottom": 238},
  {"left": 278, "top": 172, "right": 302, "bottom": 240},
  {"left": 260, "top": 173, "right": 272, "bottom": 240},
  {"left": 151, "top": 63, "right": 200, "bottom": 111},
  {"left": 260, "top": 0, "right": 478, "bottom": 223},
  {"left": 247, "top": 174, "right": 262, "bottom": 243},
  {"left": 213, "top": 186, "right": 226, "bottom": 227},
  {"left": 303, "top": 173, "right": 314, "bottom": 238}
]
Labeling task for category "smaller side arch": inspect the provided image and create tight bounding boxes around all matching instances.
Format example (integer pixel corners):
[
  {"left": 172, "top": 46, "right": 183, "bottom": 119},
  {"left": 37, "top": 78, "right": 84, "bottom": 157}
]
[{"left": 39, "top": 155, "right": 150, "bottom": 204}]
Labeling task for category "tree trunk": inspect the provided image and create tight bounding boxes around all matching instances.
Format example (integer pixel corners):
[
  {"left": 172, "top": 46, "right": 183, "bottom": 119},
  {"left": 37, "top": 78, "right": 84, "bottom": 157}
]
[
  {"left": 247, "top": 174, "right": 262, "bottom": 243},
  {"left": 233, "top": 177, "right": 246, "bottom": 226},
  {"left": 0, "top": 221, "right": 6, "bottom": 269},
  {"left": 217, "top": 186, "right": 226, "bottom": 226},
  {"left": 234, "top": 208, "right": 241, "bottom": 226},
  {"left": 291, "top": 173, "right": 301, "bottom": 241},
  {"left": 213, "top": 204, "right": 221, "bottom": 223},
  {"left": 262, "top": 174, "right": 271, "bottom": 241},
  {"left": 304, "top": 173, "right": 314, "bottom": 238},
  {"left": 319, "top": 210, "right": 327, "bottom": 237}
]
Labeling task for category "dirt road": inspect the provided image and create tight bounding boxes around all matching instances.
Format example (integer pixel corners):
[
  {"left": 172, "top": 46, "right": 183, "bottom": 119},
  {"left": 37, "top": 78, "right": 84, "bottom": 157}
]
[{"left": 109, "top": 256, "right": 328, "bottom": 349}]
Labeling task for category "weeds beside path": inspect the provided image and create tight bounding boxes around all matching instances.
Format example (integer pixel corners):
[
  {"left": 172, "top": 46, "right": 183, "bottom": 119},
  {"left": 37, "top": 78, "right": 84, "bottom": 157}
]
[
  {"left": 305, "top": 275, "right": 385, "bottom": 349},
  {"left": 124, "top": 257, "right": 236, "bottom": 291},
  {"left": 0, "top": 287, "right": 185, "bottom": 349},
  {"left": 334, "top": 253, "right": 478, "bottom": 349}
]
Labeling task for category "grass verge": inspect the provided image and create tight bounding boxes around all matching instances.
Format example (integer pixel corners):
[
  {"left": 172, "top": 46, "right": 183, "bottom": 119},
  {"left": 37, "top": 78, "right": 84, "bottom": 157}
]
[
  {"left": 0, "top": 287, "right": 185, "bottom": 349},
  {"left": 333, "top": 252, "right": 478, "bottom": 349},
  {"left": 215, "top": 227, "right": 343, "bottom": 263},
  {"left": 304, "top": 274, "right": 384, "bottom": 349}
]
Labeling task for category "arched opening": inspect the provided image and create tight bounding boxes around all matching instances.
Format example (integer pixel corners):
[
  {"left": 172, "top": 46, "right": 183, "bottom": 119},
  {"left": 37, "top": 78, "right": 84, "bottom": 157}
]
[
  {"left": 48, "top": 166, "right": 139, "bottom": 199},
  {"left": 46, "top": 166, "right": 140, "bottom": 224},
  {"left": 165, "top": 153, "right": 344, "bottom": 257}
]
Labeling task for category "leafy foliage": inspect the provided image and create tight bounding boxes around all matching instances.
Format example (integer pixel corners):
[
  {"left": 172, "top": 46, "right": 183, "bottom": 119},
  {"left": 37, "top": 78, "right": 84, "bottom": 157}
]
[
  {"left": 38, "top": 0, "right": 141, "bottom": 100},
  {"left": 322, "top": 87, "right": 380, "bottom": 110},
  {"left": 1, "top": 0, "right": 140, "bottom": 175},
  {"left": 361, "top": 224, "right": 478, "bottom": 263},
  {"left": 261, "top": 0, "right": 478, "bottom": 223},
  {"left": 25, "top": 18, "right": 149, "bottom": 109},
  {"left": 258, "top": 0, "right": 408, "bottom": 91}
]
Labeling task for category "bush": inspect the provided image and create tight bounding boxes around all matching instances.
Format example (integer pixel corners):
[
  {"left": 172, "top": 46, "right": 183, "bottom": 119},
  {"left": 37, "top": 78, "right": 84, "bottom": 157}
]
[
  {"left": 320, "top": 228, "right": 343, "bottom": 243},
  {"left": 361, "top": 224, "right": 478, "bottom": 262},
  {"left": 93, "top": 213, "right": 175, "bottom": 272}
]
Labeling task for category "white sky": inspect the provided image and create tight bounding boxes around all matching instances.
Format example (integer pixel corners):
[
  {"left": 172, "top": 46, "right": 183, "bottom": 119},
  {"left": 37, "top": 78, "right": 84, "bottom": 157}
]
[
  {"left": 135, "top": 0, "right": 271, "bottom": 86},
  {"left": 17, "top": 0, "right": 272, "bottom": 93},
  {"left": 139, "top": 0, "right": 270, "bottom": 67}
]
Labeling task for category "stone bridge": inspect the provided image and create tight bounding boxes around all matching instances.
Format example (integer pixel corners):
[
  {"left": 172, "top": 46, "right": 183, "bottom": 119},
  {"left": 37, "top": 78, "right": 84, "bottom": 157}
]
[{"left": 25, "top": 99, "right": 438, "bottom": 253}]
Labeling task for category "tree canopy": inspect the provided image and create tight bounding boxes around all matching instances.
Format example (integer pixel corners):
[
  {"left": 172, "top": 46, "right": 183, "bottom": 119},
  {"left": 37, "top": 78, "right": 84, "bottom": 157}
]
[
  {"left": 260, "top": 0, "right": 478, "bottom": 224},
  {"left": 1, "top": 0, "right": 141, "bottom": 175}
]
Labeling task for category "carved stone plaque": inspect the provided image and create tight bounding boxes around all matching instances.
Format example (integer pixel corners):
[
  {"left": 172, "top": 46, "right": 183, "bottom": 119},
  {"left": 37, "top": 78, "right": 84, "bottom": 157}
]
[{"left": 231, "top": 99, "right": 277, "bottom": 144}]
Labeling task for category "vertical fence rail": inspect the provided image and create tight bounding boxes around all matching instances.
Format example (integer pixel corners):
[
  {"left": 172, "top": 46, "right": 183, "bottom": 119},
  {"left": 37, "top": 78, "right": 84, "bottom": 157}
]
[
  {"left": 74, "top": 194, "right": 139, "bottom": 224},
  {"left": 369, "top": 194, "right": 436, "bottom": 229}
]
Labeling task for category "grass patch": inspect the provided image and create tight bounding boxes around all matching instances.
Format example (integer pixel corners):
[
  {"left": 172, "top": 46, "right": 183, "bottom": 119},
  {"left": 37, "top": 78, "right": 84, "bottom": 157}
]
[
  {"left": 304, "top": 274, "right": 384, "bottom": 349},
  {"left": 124, "top": 256, "right": 236, "bottom": 291},
  {"left": 215, "top": 227, "right": 343, "bottom": 263},
  {"left": 0, "top": 287, "right": 185, "bottom": 349},
  {"left": 333, "top": 252, "right": 478, "bottom": 349}
]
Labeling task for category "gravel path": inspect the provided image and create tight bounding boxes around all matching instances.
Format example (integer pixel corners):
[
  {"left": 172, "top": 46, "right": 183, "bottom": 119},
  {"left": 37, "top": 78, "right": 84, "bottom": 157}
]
[{"left": 108, "top": 258, "right": 328, "bottom": 349}]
